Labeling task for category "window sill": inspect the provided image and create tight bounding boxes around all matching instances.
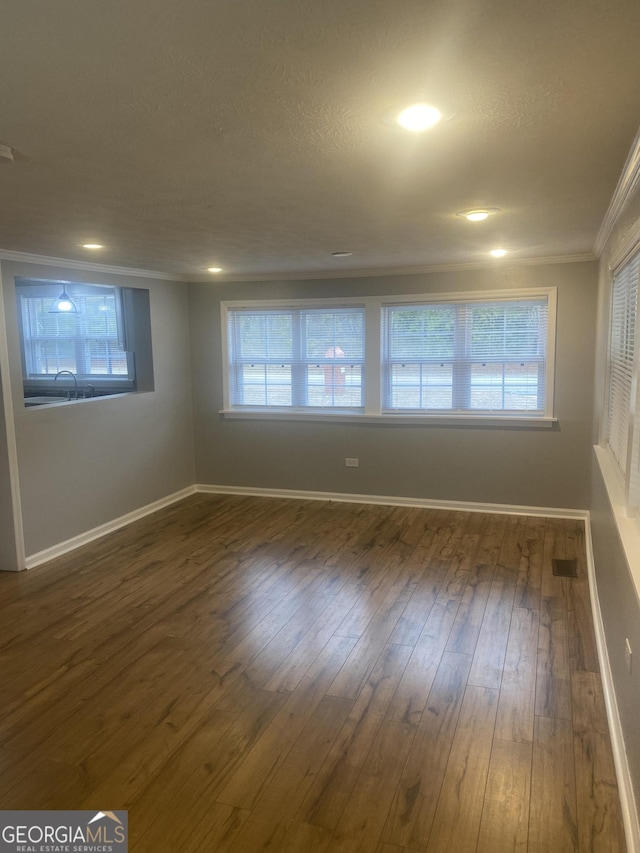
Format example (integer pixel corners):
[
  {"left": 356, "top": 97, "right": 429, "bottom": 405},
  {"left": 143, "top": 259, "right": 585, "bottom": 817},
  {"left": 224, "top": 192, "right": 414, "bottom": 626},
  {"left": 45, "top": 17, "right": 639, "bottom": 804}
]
[
  {"left": 594, "top": 445, "right": 640, "bottom": 602},
  {"left": 23, "top": 392, "right": 135, "bottom": 409},
  {"left": 220, "top": 409, "right": 557, "bottom": 428}
]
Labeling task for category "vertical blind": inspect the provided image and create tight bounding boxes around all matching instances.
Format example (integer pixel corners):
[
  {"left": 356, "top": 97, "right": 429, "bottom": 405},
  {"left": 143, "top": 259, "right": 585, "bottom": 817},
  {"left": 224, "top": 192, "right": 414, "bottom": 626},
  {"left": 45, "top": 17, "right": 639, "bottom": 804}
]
[
  {"left": 381, "top": 297, "right": 549, "bottom": 413},
  {"left": 606, "top": 253, "right": 639, "bottom": 479}
]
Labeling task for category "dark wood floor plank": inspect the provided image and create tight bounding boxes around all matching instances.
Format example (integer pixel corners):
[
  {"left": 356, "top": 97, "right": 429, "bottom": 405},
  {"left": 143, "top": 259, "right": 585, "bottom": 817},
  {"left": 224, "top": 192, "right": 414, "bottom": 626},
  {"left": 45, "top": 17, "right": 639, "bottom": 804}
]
[
  {"left": 494, "top": 607, "right": 539, "bottom": 743},
  {"left": 241, "top": 590, "right": 336, "bottom": 687},
  {"left": 445, "top": 560, "right": 495, "bottom": 655},
  {"left": 572, "top": 672, "right": 626, "bottom": 853},
  {"left": 131, "top": 802, "right": 249, "bottom": 853},
  {"left": 571, "top": 670, "right": 609, "bottom": 735},
  {"left": 475, "top": 513, "right": 509, "bottom": 566},
  {"left": 529, "top": 715, "right": 579, "bottom": 853},
  {"left": 262, "top": 583, "right": 365, "bottom": 693},
  {"left": 326, "top": 583, "right": 414, "bottom": 701},
  {"left": 278, "top": 821, "right": 334, "bottom": 853},
  {"left": 216, "top": 634, "right": 357, "bottom": 810},
  {"left": 382, "top": 651, "right": 472, "bottom": 850},
  {"left": 515, "top": 517, "right": 546, "bottom": 611},
  {"left": 334, "top": 576, "right": 403, "bottom": 640},
  {"left": 298, "top": 642, "right": 413, "bottom": 830},
  {"left": 385, "top": 594, "right": 460, "bottom": 725},
  {"left": 329, "top": 719, "right": 416, "bottom": 853},
  {"left": 498, "top": 514, "right": 529, "bottom": 574},
  {"left": 387, "top": 557, "right": 450, "bottom": 647},
  {"left": 125, "top": 694, "right": 286, "bottom": 846},
  {"left": 476, "top": 739, "right": 532, "bottom": 853},
  {"left": 0, "top": 495, "right": 626, "bottom": 853},
  {"left": 468, "top": 570, "right": 517, "bottom": 689},
  {"left": 567, "top": 577, "right": 600, "bottom": 674},
  {"left": 225, "top": 694, "right": 354, "bottom": 853},
  {"left": 541, "top": 517, "right": 569, "bottom": 601},
  {"left": 535, "top": 595, "right": 572, "bottom": 721},
  {"left": 426, "top": 685, "right": 500, "bottom": 853}
]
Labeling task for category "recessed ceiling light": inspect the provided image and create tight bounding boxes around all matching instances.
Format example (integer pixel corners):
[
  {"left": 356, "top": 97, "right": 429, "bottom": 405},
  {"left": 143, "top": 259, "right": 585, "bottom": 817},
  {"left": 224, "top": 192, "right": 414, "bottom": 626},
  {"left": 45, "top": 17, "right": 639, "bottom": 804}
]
[
  {"left": 331, "top": 252, "right": 353, "bottom": 258},
  {"left": 82, "top": 243, "right": 104, "bottom": 250},
  {"left": 396, "top": 103, "right": 442, "bottom": 132},
  {"left": 207, "top": 267, "right": 223, "bottom": 273},
  {"left": 456, "top": 208, "right": 500, "bottom": 222},
  {"left": 489, "top": 248, "right": 508, "bottom": 258}
]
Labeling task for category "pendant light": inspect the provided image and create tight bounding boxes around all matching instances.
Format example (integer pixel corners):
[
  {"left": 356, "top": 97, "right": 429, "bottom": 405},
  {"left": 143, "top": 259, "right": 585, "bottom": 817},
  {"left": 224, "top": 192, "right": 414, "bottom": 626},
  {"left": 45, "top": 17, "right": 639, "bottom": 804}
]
[{"left": 49, "top": 285, "right": 78, "bottom": 313}]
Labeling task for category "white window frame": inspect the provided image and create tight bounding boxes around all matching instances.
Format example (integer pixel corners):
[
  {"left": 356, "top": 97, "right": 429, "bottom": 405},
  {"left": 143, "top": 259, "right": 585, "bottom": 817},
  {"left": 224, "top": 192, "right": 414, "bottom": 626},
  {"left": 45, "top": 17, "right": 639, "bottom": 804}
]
[
  {"left": 602, "top": 249, "right": 640, "bottom": 515},
  {"left": 16, "top": 278, "right": 156, "bottom": 404},
  {"left": 20, "top": 289, "right": 132, "bottom": 379},
  {"left": 225, "top": 304, "right": 366, "bottom": 412},
  {"left": 221, "top": 287, "right": 557, "bottom": 427}
]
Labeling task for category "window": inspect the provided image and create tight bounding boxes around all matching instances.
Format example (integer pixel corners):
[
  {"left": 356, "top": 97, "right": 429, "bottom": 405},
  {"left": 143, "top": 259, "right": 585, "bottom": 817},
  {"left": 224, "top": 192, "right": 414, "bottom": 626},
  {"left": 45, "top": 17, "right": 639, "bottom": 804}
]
[
  {"left": 17, "top": 279, "right": 154, "bottom": 403},
  {"left": 227, "top": 305, "right": 365, "bottom": 410},
  {"left": 605, "top": 251, "right": 640, "bottom": 510},
  {"left": 20, "top": 287, "right": 131, "bottom": 379},
  {"left": 222, "top": 288, "right": 556, "bottom": 424},
  {"left": 382, "top": 297, "right": 549, "bottom": 414}
]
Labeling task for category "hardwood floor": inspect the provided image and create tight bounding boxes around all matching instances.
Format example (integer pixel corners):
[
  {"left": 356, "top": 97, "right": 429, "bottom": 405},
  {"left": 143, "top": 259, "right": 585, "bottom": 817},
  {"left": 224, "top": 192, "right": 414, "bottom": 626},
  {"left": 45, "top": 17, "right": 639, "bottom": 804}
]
[{"left": 0, "top": 494, "right": 627, "bottom": 852}]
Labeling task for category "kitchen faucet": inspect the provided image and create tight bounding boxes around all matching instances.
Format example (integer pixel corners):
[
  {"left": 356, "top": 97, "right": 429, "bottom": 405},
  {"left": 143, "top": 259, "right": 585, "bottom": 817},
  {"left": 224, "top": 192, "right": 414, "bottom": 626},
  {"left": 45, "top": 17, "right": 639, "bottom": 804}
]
[{"left": 54, "top": 370, "right": 78, "bottom": 400}]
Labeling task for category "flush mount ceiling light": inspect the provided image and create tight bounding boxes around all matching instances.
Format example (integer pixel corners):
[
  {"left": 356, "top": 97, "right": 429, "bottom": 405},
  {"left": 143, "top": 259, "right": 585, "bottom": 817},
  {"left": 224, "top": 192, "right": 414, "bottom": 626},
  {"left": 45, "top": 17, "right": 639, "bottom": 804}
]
[
  {"left": 82, "top": 243, "right": 104, "bottom": 250},
  {"left": 489, "top": 248, "right": 508, "bottom": 258},
  {"left": 456, "top": 208, "right": 501, "bottom": 222},
  {"left": 207, "top": 266, "right": 223, "bottom": 273},
  {"left": 331, "top": 252, "right": 353, "bottom": 258},
  {"left": 49, "top": 285, "right": 78, "bottom": 314}
]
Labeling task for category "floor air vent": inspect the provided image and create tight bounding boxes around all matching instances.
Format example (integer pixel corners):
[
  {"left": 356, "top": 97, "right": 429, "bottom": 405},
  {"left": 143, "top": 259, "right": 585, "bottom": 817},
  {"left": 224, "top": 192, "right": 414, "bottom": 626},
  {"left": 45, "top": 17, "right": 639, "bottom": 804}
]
[{"left": 552, "top": 558, "right": 578, "bottom": 578}]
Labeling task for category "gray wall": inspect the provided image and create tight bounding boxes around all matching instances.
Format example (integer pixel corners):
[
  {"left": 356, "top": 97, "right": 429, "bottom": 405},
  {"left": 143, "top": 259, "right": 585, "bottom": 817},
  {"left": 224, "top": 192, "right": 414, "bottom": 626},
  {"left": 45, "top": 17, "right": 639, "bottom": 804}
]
[
  {"left": 1, "top": 260, "right": 195, "bottom": 558},
  {"left": 191, "top": 260, "right": 598, "bottom": 510},
  {"left": 590, "top": 179, "right": 640, "bottom": 818},
  {"left": 590, "top": 455, "right": 640, "bottom": 816}
]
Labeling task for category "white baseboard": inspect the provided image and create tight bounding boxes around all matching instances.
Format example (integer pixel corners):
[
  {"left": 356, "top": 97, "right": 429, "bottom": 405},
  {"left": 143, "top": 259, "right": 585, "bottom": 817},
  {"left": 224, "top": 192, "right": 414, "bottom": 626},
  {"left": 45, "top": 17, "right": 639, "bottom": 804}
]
[
  {"left": 584, "top": 519, "right": 640, "bottom": 853},
  {"left": 24, "top": 486, "right": 197, "bottom": 569},
  {"left": 195, "top": 483, "right": 589, "bottom": 520},
  {"left": 23, "top": 483, "right": 587, "bottom": 571}
]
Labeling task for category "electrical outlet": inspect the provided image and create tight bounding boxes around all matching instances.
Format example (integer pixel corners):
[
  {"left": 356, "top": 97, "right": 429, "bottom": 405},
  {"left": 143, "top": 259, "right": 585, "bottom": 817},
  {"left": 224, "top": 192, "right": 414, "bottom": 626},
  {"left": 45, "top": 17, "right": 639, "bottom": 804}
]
[
  {"left": 625, "top": 638, "right": 633, "bottom": 675},
  {"left": 345, "top": 457, "right": 359, "bottom": 468}
]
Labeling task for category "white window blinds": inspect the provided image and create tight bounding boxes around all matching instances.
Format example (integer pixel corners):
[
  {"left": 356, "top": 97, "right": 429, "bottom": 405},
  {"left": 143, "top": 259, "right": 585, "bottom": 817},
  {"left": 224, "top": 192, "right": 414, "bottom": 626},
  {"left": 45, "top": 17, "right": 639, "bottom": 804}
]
[
  {"left": 223, "top": 289, "right": 556, "bottom": 422},
  {"left": 227, "top": 305, "right": 365, "bottom": 410},
  {"left": 382, "top": 297, "right": 549, "bottom": 414},
  {"left": 20, "top": 286, "right": 131, "bottom": 379},
  {"left": 606, "top": 253, "right": 639, "bottom": 478}
]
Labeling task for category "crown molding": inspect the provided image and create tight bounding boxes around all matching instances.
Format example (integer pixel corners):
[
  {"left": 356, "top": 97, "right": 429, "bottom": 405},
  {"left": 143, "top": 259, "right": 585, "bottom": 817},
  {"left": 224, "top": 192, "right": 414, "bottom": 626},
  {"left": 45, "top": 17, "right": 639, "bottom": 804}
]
[
  {"left": 0, "top": 249, "right": 187, "bottom": 282},
  {"left": 608, "top": 216, "right": 640, "bottom": 272},
  {"left": 189, "top": 252, "right": 596, "bottom": 284},
  {"left": 594, "top": 126, "right": 640, "bottom": 258},
  {"left": 0, "top": 247, "right": 596, "bottom": 286}
]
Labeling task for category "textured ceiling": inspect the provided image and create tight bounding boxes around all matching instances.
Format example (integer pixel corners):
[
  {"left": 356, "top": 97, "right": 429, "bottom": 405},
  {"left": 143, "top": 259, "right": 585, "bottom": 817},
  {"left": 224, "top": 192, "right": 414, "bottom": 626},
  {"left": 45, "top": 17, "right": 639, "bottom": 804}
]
[{"left": 0, "top": 0, "right": 639, "bottom": 280}]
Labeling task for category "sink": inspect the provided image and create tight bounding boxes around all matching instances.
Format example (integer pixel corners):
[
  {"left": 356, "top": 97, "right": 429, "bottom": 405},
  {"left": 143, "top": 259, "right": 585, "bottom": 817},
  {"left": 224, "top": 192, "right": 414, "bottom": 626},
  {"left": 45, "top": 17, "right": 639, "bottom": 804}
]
[{"left": 24, "top": 396, "right": 69, "bottom": 407}]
